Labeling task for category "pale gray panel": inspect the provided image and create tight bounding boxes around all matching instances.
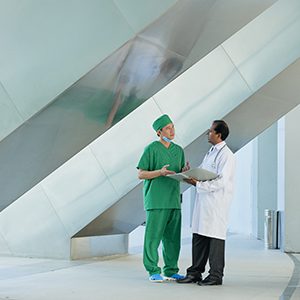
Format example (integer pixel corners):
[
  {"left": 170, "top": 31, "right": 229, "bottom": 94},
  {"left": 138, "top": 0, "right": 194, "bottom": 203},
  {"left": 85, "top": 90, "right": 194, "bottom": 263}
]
[
  {"left": 256, "top": 124, "right": 278, "bottom": 240},
  {"left": 153, "top": 46, "right": 252, "bottom": 146},
  {"left": 187, "top": 0, "right": 277, "bottom": 65},
  {"left": 222, "top": 0, "right": 300, "bottom": 92},
  {"left": 0, "top": 231, "right": 12, "bottom": 256},
  {"left": 113, "top": 0, "right": 176, "bottom": 32},
  {"left": 139, "top": 0, "right": 217, "bottom": 57},
  {"left": 226, "top": 94, "right": 290, "bottom": 152},
  {"left": 90, "top": 98, "right": 162, "bottom": 197},
  {"left": 0, "top": 0, "right": 134, "bottom": 119},
  {"left": 74, "top": 184, "right": 145, "bottom": 237},
  {"left": 284, "top": 105, "right": 300, "bottom": 252},
  {"left": 140, "top": 0, "right": 277, "bottom": 60},
  {"left": 226, "top": 58, "right": 300, "bottom": 152},
  {"left": 42, "top": 147, "right": 119, "bottom": 236},
  {"left": 0, "top": 186, "right": 70, "bottom": 258},
  {"left": 258, "top": 59, "right": 300, "bottom": 105},
  {"left": 0, "top": 84, "right": 23, "bottom": 142},
  {"left": 71, "top": 234, "right": 128, "bottom": 259}
]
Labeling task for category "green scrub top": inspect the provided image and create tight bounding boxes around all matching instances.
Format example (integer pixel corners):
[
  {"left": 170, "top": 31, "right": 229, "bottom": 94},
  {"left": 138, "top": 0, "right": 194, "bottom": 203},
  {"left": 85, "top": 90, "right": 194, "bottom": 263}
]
[{"left": 137, "top": 141, "right": 185, "bottom": 210}]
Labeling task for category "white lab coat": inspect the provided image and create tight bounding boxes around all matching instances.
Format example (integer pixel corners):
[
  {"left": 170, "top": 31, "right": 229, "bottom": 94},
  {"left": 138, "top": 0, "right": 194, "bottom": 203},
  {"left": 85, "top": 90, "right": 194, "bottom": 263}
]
[{"left": 191, "top": 141, "right": 235, "bottom": 240}]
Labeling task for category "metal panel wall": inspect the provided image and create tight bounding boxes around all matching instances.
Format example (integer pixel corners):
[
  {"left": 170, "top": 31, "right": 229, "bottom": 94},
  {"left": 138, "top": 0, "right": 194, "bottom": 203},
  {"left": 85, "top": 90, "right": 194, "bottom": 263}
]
[
  {"left": 0, "top": 0, "right": 276, "bottom": 212},
  {"left": 2, "top": 0, "right": 297, "bottom": 258}
]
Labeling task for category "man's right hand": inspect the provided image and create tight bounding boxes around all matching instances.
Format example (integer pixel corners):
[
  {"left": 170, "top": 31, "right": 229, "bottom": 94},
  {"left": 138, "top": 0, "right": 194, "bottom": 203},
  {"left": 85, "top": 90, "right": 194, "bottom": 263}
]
[
  {"left": 184, "top": 177, "right": 197, "bottom": 186},
  {"left": 160, "top": 164, "right": 175, "bottom": 176}
]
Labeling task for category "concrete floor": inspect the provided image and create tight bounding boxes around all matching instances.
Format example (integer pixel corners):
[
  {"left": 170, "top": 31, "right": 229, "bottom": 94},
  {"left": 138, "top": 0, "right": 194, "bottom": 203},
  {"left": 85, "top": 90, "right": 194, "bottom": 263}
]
[{"left": 0, "top": 233, "right": 299, "bottom": 300}]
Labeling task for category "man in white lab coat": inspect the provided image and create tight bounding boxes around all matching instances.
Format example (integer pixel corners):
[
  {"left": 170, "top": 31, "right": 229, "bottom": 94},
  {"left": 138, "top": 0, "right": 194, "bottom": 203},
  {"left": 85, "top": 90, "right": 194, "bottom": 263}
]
[{"left": 177, "top": 120, "right": 235, "bottom": 286}]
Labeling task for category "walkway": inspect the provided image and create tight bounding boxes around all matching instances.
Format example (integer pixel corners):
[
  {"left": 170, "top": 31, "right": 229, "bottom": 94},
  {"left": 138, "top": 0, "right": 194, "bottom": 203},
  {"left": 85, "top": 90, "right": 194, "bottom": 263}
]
[{"left": 0, "top": 234, "right": 298, "bottom": 300}]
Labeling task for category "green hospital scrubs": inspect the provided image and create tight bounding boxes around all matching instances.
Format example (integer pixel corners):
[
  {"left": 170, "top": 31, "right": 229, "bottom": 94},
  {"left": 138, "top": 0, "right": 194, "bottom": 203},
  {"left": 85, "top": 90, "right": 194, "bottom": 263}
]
[{"left": 137, "top": 141, "right": 185, "bottom": 276}]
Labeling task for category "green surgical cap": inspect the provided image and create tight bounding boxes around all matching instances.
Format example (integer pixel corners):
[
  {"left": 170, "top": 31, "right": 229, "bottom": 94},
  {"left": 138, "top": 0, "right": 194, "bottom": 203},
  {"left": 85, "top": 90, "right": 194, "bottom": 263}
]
[{"left": 152, "top": 114, "right": 173, "bottom": 131}]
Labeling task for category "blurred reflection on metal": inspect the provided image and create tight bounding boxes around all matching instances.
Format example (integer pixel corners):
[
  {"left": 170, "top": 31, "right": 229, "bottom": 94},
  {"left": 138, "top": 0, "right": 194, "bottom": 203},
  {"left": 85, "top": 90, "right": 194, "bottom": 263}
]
[
  {"left": 0, "top": 0, "right": 276, "bottom": 211},
  {"left": 77, "top": 37, "right": 185, "bottom": 130}
]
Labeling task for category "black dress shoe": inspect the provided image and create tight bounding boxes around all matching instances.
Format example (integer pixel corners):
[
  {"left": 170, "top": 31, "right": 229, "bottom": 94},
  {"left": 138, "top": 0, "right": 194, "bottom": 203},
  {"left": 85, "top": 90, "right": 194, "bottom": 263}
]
[
  {"left": 197, "top": 276, "right": 222, "bottom": 286},
  {"left": 176, "top": 274, "right": 201, "bottom": 284}
]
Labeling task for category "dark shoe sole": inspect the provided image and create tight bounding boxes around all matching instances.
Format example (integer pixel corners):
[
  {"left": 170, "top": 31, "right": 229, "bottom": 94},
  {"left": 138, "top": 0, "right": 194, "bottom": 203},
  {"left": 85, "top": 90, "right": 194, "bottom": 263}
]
[
  {"left": 197, "top": 281, "right": 222, "bottom": 286},
  {"left": 177, "top": 276, "right": 201, "bottom": 284}
]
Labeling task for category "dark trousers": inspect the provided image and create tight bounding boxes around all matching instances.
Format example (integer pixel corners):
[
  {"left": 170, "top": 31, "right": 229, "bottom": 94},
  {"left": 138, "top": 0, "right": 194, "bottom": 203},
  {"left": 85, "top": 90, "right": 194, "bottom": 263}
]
[{"left": 186, "top": 233, "right": 225, "bottom": 280}]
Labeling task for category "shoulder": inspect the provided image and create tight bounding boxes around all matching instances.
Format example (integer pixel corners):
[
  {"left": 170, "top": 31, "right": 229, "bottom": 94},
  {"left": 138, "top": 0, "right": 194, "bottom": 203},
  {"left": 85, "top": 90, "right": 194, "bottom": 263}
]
[
  {"left": 224, "top": 145, "right": 234, "bottom": 155},
  {"left": 144, "top": 141, "right": 160, "bottom": 152},
  {"left": 219, "top": 145, "right": 235, "bottom": 161},
  {"left": 171, "top": 142, "right": 184, "bottom": 151},
  {"left": 223, "top": 145, "right": 235, "bottom": 162}
]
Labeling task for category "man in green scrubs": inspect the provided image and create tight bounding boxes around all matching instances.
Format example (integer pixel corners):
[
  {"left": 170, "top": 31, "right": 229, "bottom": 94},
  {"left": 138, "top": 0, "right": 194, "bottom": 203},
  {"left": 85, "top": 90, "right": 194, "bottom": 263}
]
[{"left": 137, "top": 114, "right": 189, "bottom": 282}]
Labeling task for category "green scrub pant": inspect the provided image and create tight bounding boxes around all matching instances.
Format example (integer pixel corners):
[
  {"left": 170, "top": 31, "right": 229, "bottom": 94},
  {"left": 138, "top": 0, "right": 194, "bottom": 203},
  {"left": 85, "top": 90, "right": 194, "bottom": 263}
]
[{"left": 143, "top": 209, "right": 181, "bottom": 276}]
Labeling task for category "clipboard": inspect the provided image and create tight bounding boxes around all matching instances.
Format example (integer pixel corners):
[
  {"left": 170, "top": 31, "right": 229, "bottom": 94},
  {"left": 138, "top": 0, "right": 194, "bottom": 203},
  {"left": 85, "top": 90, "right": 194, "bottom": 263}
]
[{"left": 167, "top": 168, "right": 217, "bottom": 182}]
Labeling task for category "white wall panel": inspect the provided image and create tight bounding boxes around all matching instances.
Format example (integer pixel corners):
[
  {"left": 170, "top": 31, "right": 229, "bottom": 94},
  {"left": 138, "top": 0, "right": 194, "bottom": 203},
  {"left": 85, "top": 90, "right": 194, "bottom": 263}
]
[
  {"left": 0, "top": 84, "right": 23, "bottom": 141},
  {"left": 222, "top": 0, "right": 300, "bottom": 92},
  {"left": 284, "top": 105, "right": 300, "bottom": 252},
  {"left": 90, "top": 98, "right": 163, "bottom": 197},
  {"left": 228, "top": 142, "right": 254, "bottom": 235},
  {"left": 0, "top": 231, "right": 12, "bottom": 256},
  {"left": 42, "top": 147, "right": 119, "bottom": 236},
  {"left": 0, "top": 186, "right": 70, "bottom": 258}
]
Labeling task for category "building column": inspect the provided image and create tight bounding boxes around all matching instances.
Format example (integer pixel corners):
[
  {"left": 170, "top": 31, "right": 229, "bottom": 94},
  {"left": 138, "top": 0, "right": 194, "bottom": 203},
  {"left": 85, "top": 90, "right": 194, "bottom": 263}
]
[
  {"left": 280, "top": 105, "right": 300, "bottom": 252},
  {"left": 255, "top": 123, "right": 278, "bottom": 240}
]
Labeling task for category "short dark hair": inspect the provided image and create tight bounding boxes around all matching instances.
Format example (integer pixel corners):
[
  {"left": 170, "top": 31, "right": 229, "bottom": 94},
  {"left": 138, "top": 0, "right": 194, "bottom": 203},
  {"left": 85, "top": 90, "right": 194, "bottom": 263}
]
[{"left": 213, "top": 120, "right": 229, "bottom": 141}]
